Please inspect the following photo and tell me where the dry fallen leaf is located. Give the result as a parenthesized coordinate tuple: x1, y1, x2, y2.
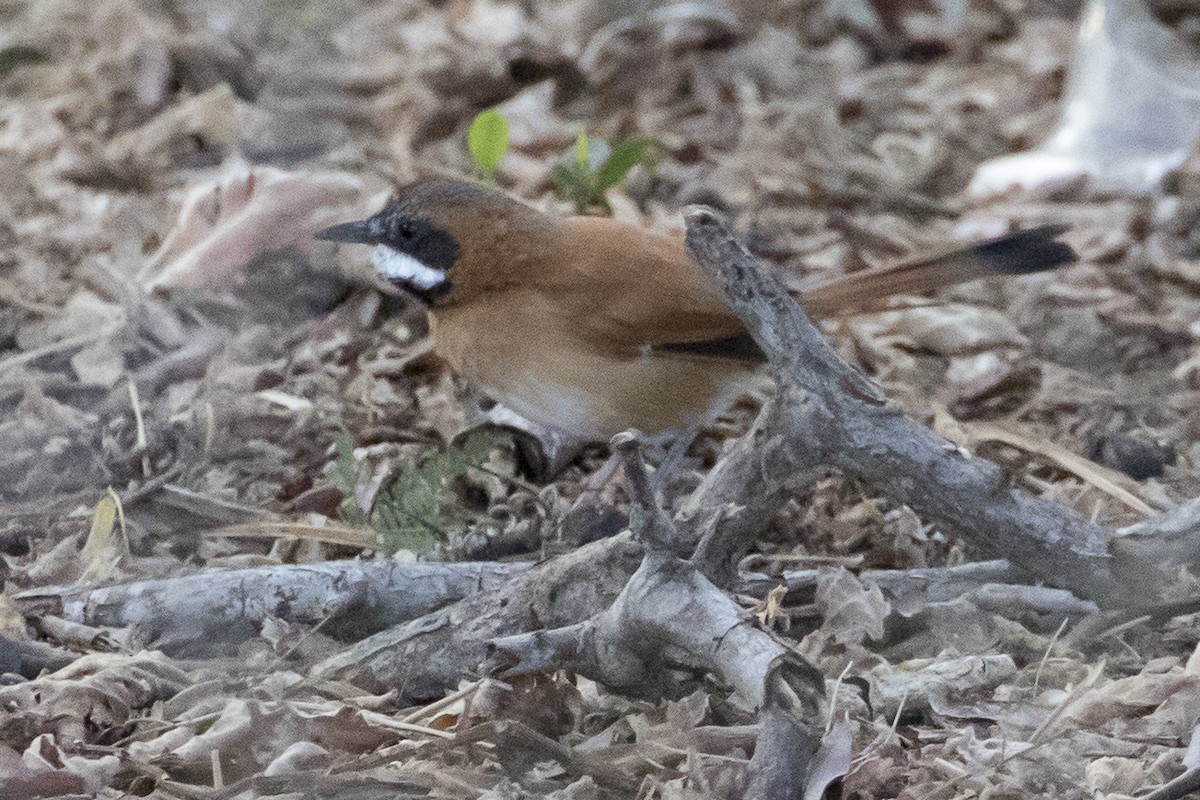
(104, 83, 261, 175)
(140, 161, 368, 293)
(754, 583, 789, 630)
(78, 493, 129, 584)
(813, 568, 890, 646)
(849, 303, 1029, 358)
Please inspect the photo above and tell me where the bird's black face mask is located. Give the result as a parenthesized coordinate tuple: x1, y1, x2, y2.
(316, 202, 460, 303)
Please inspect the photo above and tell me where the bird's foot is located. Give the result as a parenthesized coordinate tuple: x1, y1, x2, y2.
(479, 405, 588, 481)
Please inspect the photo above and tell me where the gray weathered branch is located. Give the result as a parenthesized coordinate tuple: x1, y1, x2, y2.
(683, 206, 1165, 608)
(17, 560, 526, 656)
(486, 434, 803, 711)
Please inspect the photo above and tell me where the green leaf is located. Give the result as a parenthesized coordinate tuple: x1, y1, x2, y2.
(551, 162, 593, 214)
(468, 109, 509, 180)
(595, 138, 652, 192)
(333, 428, 367, 527)
(575, 128, 589, 171)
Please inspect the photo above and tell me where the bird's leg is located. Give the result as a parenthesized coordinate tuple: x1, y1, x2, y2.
(646, 419, 701, 495)
(479, 404, 588, 480)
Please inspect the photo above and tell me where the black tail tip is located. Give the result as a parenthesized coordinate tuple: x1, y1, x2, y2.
(977, 224, 1076, 276)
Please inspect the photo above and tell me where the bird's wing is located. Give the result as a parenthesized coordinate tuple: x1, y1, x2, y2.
(556, 216, 758, 361)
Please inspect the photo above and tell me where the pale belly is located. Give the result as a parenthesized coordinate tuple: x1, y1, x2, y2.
(430, 307, 758, 441)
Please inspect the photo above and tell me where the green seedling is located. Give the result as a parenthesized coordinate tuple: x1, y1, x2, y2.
(552, 130, 654, 213)
(468, 108, 509, 182)
(333, 428, 492, 554)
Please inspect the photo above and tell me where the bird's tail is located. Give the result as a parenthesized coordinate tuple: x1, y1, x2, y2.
(800, 225, 1075, 318)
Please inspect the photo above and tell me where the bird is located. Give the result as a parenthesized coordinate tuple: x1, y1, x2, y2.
(317, 178, 1073, 444)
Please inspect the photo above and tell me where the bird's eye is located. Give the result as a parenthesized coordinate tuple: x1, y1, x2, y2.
(395, 221, 416, 241)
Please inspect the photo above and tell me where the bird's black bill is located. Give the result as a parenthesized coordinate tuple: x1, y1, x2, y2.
(315, 218, 376, 244)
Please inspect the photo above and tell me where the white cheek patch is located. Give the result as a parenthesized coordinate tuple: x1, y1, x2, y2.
(371, 245, 447, 291)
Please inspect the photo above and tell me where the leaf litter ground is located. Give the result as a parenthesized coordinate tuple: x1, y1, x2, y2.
(2, 0, 1200, 798)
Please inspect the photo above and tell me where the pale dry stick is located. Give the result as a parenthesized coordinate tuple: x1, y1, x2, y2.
(1032, 616, 1070, 696)
(267, 608, 339, 671)
(0, 322, 124, 377)
(399, 679, 482, 726)
(356, 709, 455, 740)
(1096, 614, 1153, 641)
(18, 559, 526, 657)
(210, 749, 223, 790)
(107, 487, 127, 538)
(886, 690, 908, 744)
(211, 522, 375, 548)
(653, 745, 750, 765)
(128, 380, 150, 477)
(824, 661, 853, 737)
(202, 400, 215, 452)
(848, 687, 911, 769)
(1028, 659, 1106, 746)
